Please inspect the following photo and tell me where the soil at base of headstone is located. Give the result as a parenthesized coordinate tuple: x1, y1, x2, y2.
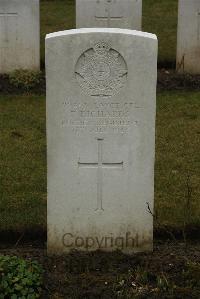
(0, 241, 199, 299)
(157, 69, 200, 91)
(0, 69, 200, 95)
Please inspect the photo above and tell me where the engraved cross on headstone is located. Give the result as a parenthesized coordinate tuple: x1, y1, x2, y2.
(197, 11, 200, 41)
(0, 12, 18, 44)
(78, 138, 123, 211)
(0, 12, 18, 17)
(95, 0, 123, 27)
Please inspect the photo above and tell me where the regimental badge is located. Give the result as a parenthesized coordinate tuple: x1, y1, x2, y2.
(75, 42, 128, 97)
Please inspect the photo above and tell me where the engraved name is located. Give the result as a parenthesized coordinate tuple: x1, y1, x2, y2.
(61, 99, 139, 134)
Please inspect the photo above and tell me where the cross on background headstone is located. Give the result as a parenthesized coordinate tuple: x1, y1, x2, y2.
(0, 12, 18, 17)
(197, 11, 200, 41)
(0, 0, 40, 73)
(76, 0, 142, 30)
(0, 12, 18, 44)
(95, 0, 123, 27)
(78, 138, 123, 211)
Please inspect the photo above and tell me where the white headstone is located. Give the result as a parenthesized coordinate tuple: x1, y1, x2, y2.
(177, 0, 200, 74)
(46, 28, 157, 254)
(0, 0, 40, 73)
(76, 0, 142, 30)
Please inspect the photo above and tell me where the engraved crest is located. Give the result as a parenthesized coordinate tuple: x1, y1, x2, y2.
(75, 42, 128, 97)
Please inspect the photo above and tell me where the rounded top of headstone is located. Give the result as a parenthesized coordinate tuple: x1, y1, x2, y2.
(46, 28, 157, 41)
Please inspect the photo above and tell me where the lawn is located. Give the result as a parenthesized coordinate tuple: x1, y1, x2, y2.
(0, 96, 46, 231)
(40, 0, 178, 66)
(0, 91, 199, 232)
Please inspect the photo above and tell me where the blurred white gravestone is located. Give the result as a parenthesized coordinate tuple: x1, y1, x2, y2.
(177, 0, 200, 74)
(76, 0, 142, 30)
(0, 0, 40, 73)
(46, 28, 157, 254)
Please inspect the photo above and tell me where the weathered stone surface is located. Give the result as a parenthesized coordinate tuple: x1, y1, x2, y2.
(177, 0, 200, 74)
(46, 28, 157, 254)
(76, 0, 142, 30)
(0, 0, 40, 73)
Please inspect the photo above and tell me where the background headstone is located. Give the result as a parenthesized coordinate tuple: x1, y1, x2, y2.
(0, 0, 40, 73)
(46, 28, 157, 254)
(177, 0, 200, 74)
(76, 0, 142, 30)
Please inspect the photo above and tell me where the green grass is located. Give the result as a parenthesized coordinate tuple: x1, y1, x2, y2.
(40, 0, 75, 67)
(155, 91, 200, 228)
(143, 0, 178, 66)
(40, 0, 178, 66)
(0, 96, 46, 231)
(0, 91, 199, 231)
